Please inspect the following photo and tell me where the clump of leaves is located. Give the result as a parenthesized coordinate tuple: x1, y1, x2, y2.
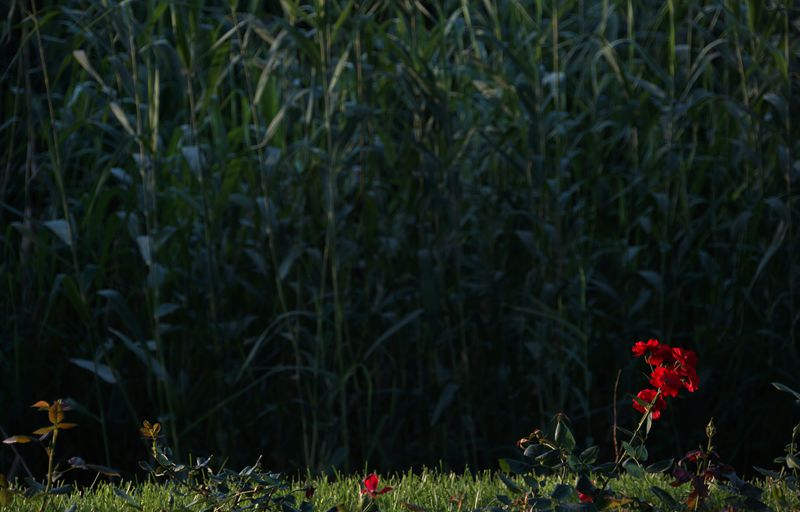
(136, 419, 310, 511)
(498, 414, 640, 511)
(668, 418, 768, 511)
(2, 399, 118, 510)
(752, 383, 800, 509)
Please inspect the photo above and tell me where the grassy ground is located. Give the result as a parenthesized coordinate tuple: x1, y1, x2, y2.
(1, 470, 799, 511)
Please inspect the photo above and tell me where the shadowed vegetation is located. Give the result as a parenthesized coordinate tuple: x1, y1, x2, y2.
(1, 0, 798, 475)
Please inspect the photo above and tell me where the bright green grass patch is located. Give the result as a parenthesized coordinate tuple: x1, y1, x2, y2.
(2, 470, 798, 511)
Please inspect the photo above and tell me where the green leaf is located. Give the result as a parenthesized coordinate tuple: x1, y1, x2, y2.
(44, 219, 72, 247)
(550, 483, 574, 501)
(110, 102, 135, 136)
(114, 488, 142, 510)
(73, 50, 106, 87)
(364, 309, 424, 358)
(786, 454, 800, 469)
(575, 474, 594, 496)
(69, 358, 117, 384)
(498, 458, 532, 475)
(431, 383, 459, 426)
(555, 420, 576, 452)
(650, 486, 678, 509)
(498, 473, 522, 494)
(622, 441, 647, 462)
(753, 466, 781, 478)
(49, 485, 73, 495)
(623, 459, 645, 478)
(86, 464, 121, 477)
(645, 458, 673, 473)
(772, 382, 800, 403)
(579, 446, 599, 464)
(556, 504, 594, 512)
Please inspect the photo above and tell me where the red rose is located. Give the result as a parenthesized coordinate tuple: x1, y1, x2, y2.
(679, 366, 700, 392)
(671, 347, 697, 371)
(632, 339, 660, 357)
(632, 339, 674, 365)
(633, 388, 666, 420)
(649, 366, 684, 397)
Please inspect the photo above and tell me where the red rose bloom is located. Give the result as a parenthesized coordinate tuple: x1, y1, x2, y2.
(671, 347, 697, 370)
(649, 366, 684, 397)
(679, 366, 700, 392)
(633, 388, 666, 420)
(632, 339, 674, 365)
(632, 339, 660, 357)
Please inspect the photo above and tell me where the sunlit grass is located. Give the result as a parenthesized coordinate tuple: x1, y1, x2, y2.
(2, 470, 799, 511)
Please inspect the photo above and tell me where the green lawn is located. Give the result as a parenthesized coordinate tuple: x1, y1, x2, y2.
(2, 469, 798, 511)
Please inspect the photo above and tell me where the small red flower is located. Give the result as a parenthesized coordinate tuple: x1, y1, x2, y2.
(631, 339, 660, 357)
(632, 339, 674, 365)
(649, 366, 684, 397)
(633, 388, 666, 420)
(671, 347, 697, 370)
(361, 473, 393, 498)
(679, 365, 699, 392)
(578, 491, 594, 503)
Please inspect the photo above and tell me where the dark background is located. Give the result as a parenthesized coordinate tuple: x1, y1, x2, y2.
(1, 0, 798, 480)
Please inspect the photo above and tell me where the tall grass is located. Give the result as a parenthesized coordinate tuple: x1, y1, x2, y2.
(1, 0, 798, 475)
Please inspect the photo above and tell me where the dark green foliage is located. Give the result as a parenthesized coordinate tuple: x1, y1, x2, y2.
(0, 0, 798, 474)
